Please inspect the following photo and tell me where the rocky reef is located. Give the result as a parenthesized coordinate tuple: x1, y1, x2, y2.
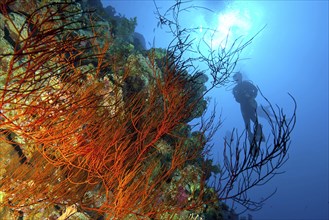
(0, 0, 227, 219)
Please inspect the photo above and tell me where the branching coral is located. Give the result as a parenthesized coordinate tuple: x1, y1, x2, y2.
(0, 0, 214, 219)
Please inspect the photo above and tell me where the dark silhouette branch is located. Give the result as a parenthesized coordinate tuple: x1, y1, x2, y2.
(211, 93, 296, 212)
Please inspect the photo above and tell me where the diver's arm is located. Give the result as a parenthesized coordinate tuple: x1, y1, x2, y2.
(249, 82, 258, 98)
(233, 87, 242, 103)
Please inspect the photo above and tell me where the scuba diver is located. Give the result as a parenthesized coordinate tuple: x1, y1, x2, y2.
(232, 72, 265, 151)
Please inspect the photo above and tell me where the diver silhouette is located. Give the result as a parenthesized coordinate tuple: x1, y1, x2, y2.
(232, 72, 265, 147)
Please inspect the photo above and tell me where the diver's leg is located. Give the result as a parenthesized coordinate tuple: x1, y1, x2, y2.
(241, 105, 252, 138)
(248, 100, 265, 141)
(250, 100, 258, 125)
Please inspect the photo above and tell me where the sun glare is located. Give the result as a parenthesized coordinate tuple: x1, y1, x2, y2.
(208, 1, 263, 49)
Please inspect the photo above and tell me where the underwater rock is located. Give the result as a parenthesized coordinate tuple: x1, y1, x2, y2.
(0, 0, 221, 219)
(123, 75, 145, 101)
(133, 32, 146, 50)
